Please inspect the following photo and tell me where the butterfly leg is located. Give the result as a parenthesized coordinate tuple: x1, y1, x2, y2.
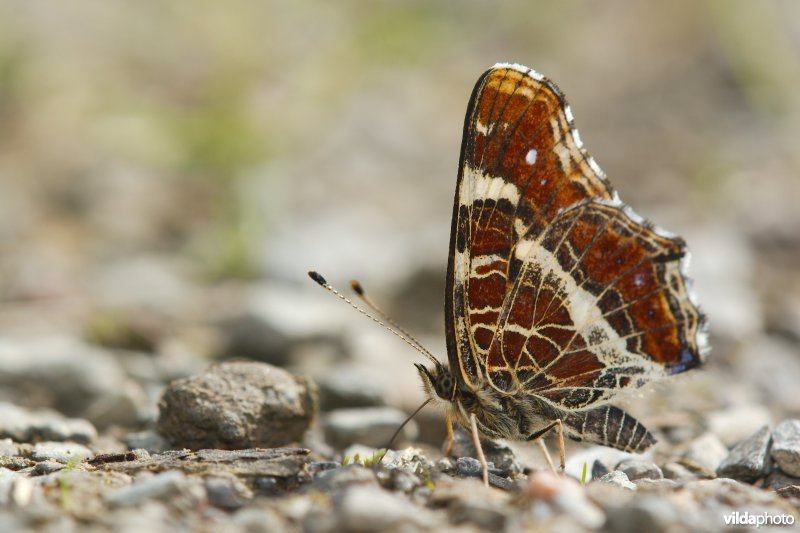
(444, 412, 454, 457)
(535, 439, 558, 475)
(527, 419, 566, 473)
(469, 412, 489, 487)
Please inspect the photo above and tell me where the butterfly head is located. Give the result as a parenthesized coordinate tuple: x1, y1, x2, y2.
(415, 362, 456, 402)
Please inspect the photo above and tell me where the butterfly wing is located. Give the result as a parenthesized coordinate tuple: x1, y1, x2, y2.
(445, 64, 708, 410)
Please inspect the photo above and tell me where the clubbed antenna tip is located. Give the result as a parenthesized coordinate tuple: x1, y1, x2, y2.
(350, 280, 364, 295)
(308, 271, 327, 286)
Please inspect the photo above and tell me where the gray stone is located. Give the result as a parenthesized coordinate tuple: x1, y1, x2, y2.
(381, 447, 436, 475)
(770, 419, 800, 477)
(157, 361, 317, 449)
(232, 506, 289, 532)
(765, 469, 800, 491)
(616, 459, 663, 480)
(591, 459, 610, 479)
(107, 471, 188, 507)
(335, 484, 436, 531)
(0, 468, 21, 505)
(317, 364, 386, 411)
(323, 407, 415, 449)
(386, 469, 421, 493)
(309, 464, 378, 492)
(633, 478, 679, 490)
(597, 470, 637, 490)
(0, 402, 97, 444)
(0, 337, 146, 429)
(604, 494, 676, 533)
(123, 430, 170, 453)
(0, 439, 17, 458)
(217, 313, 292, 366)
(776, 484, 800, 500)
(31, 442, 93, 463)
(662, 462, 697, 482)
(524, 472, 605, 529)
(205, 476, 252, 510)
(456, 456, 483, 478)
(707, 405, 773, 447)
(681, 432, 729, 473)
(33, 461, 65, 475)
(448, 427, 522, 475)
(717, 425, 771, 482)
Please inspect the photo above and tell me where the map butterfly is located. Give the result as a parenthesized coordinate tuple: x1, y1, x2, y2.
(313, 63, 709, 486)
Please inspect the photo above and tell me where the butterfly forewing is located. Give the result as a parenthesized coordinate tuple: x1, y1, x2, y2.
(445, 64, 707, 411)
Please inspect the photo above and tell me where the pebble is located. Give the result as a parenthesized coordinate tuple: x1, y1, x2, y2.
(662, 462, 697, 482)
(448, 428, 522, 475)
(525, 472, 605, 529)
(616, 459, 663, 480)
(681, 432, 729, 474)
(633, 478, 679, 491)
(717, 425, 772, 482)
(386, 469, 421, 493)
(308, 465, 379, 492)
(0, 337, 145, 429)
(31, 442, 93, 463)
(335, 484, 436, 531)
(591, 459, 610, 479)
(764, 469, 800, 491)
(107, 471, 188, 507)
(456, 456, 484, 478)
(770, 419, 800, 477)
(0, 439, 17, 457)
(316, 364, 386, 410)
(707, 405, 772, 447)
(0, 469, 19, 505)
(232, 506, 289, 532)
(0, 402, 97, 444)
(33, 461, 65, 475)
(323, 407, 415, 449)
(604, 494, 677, 533)
(124, 430, 171, 453)
(205, 476, 252, 509)
(217, 313, 292, 366)
(776, 485, 800, 500)
(432, 477, 512, 530)
(597, 470, 637, 491)
(157, 361, 318, 449)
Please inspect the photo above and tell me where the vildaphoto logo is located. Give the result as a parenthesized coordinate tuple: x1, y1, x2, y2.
(723, 511, 795, 528)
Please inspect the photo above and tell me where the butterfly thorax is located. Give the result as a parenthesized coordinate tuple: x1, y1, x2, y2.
(416, 362, 556, 441)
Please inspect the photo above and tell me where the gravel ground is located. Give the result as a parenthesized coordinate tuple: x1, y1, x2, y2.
(1, 3, 800, 531)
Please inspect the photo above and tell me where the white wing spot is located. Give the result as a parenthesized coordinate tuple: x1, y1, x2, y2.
(572, 129, 583, 148)
(525, 148, 538, 165)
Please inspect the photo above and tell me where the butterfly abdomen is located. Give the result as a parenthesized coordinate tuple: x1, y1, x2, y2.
(563, 405, 656, 453)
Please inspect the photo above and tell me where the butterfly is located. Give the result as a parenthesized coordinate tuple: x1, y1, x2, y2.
(311, 63, 708, 487)
(413, 63, 708, 484)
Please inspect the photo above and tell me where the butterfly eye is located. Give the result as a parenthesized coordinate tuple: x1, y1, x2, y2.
(434, 371, 454, 400)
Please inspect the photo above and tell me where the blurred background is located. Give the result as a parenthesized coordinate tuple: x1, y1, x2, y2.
(0, 1, 798, 458)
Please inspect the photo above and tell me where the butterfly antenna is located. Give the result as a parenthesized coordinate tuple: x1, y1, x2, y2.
(349, 279, 439, 365)
(308, 271, 439, 366)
